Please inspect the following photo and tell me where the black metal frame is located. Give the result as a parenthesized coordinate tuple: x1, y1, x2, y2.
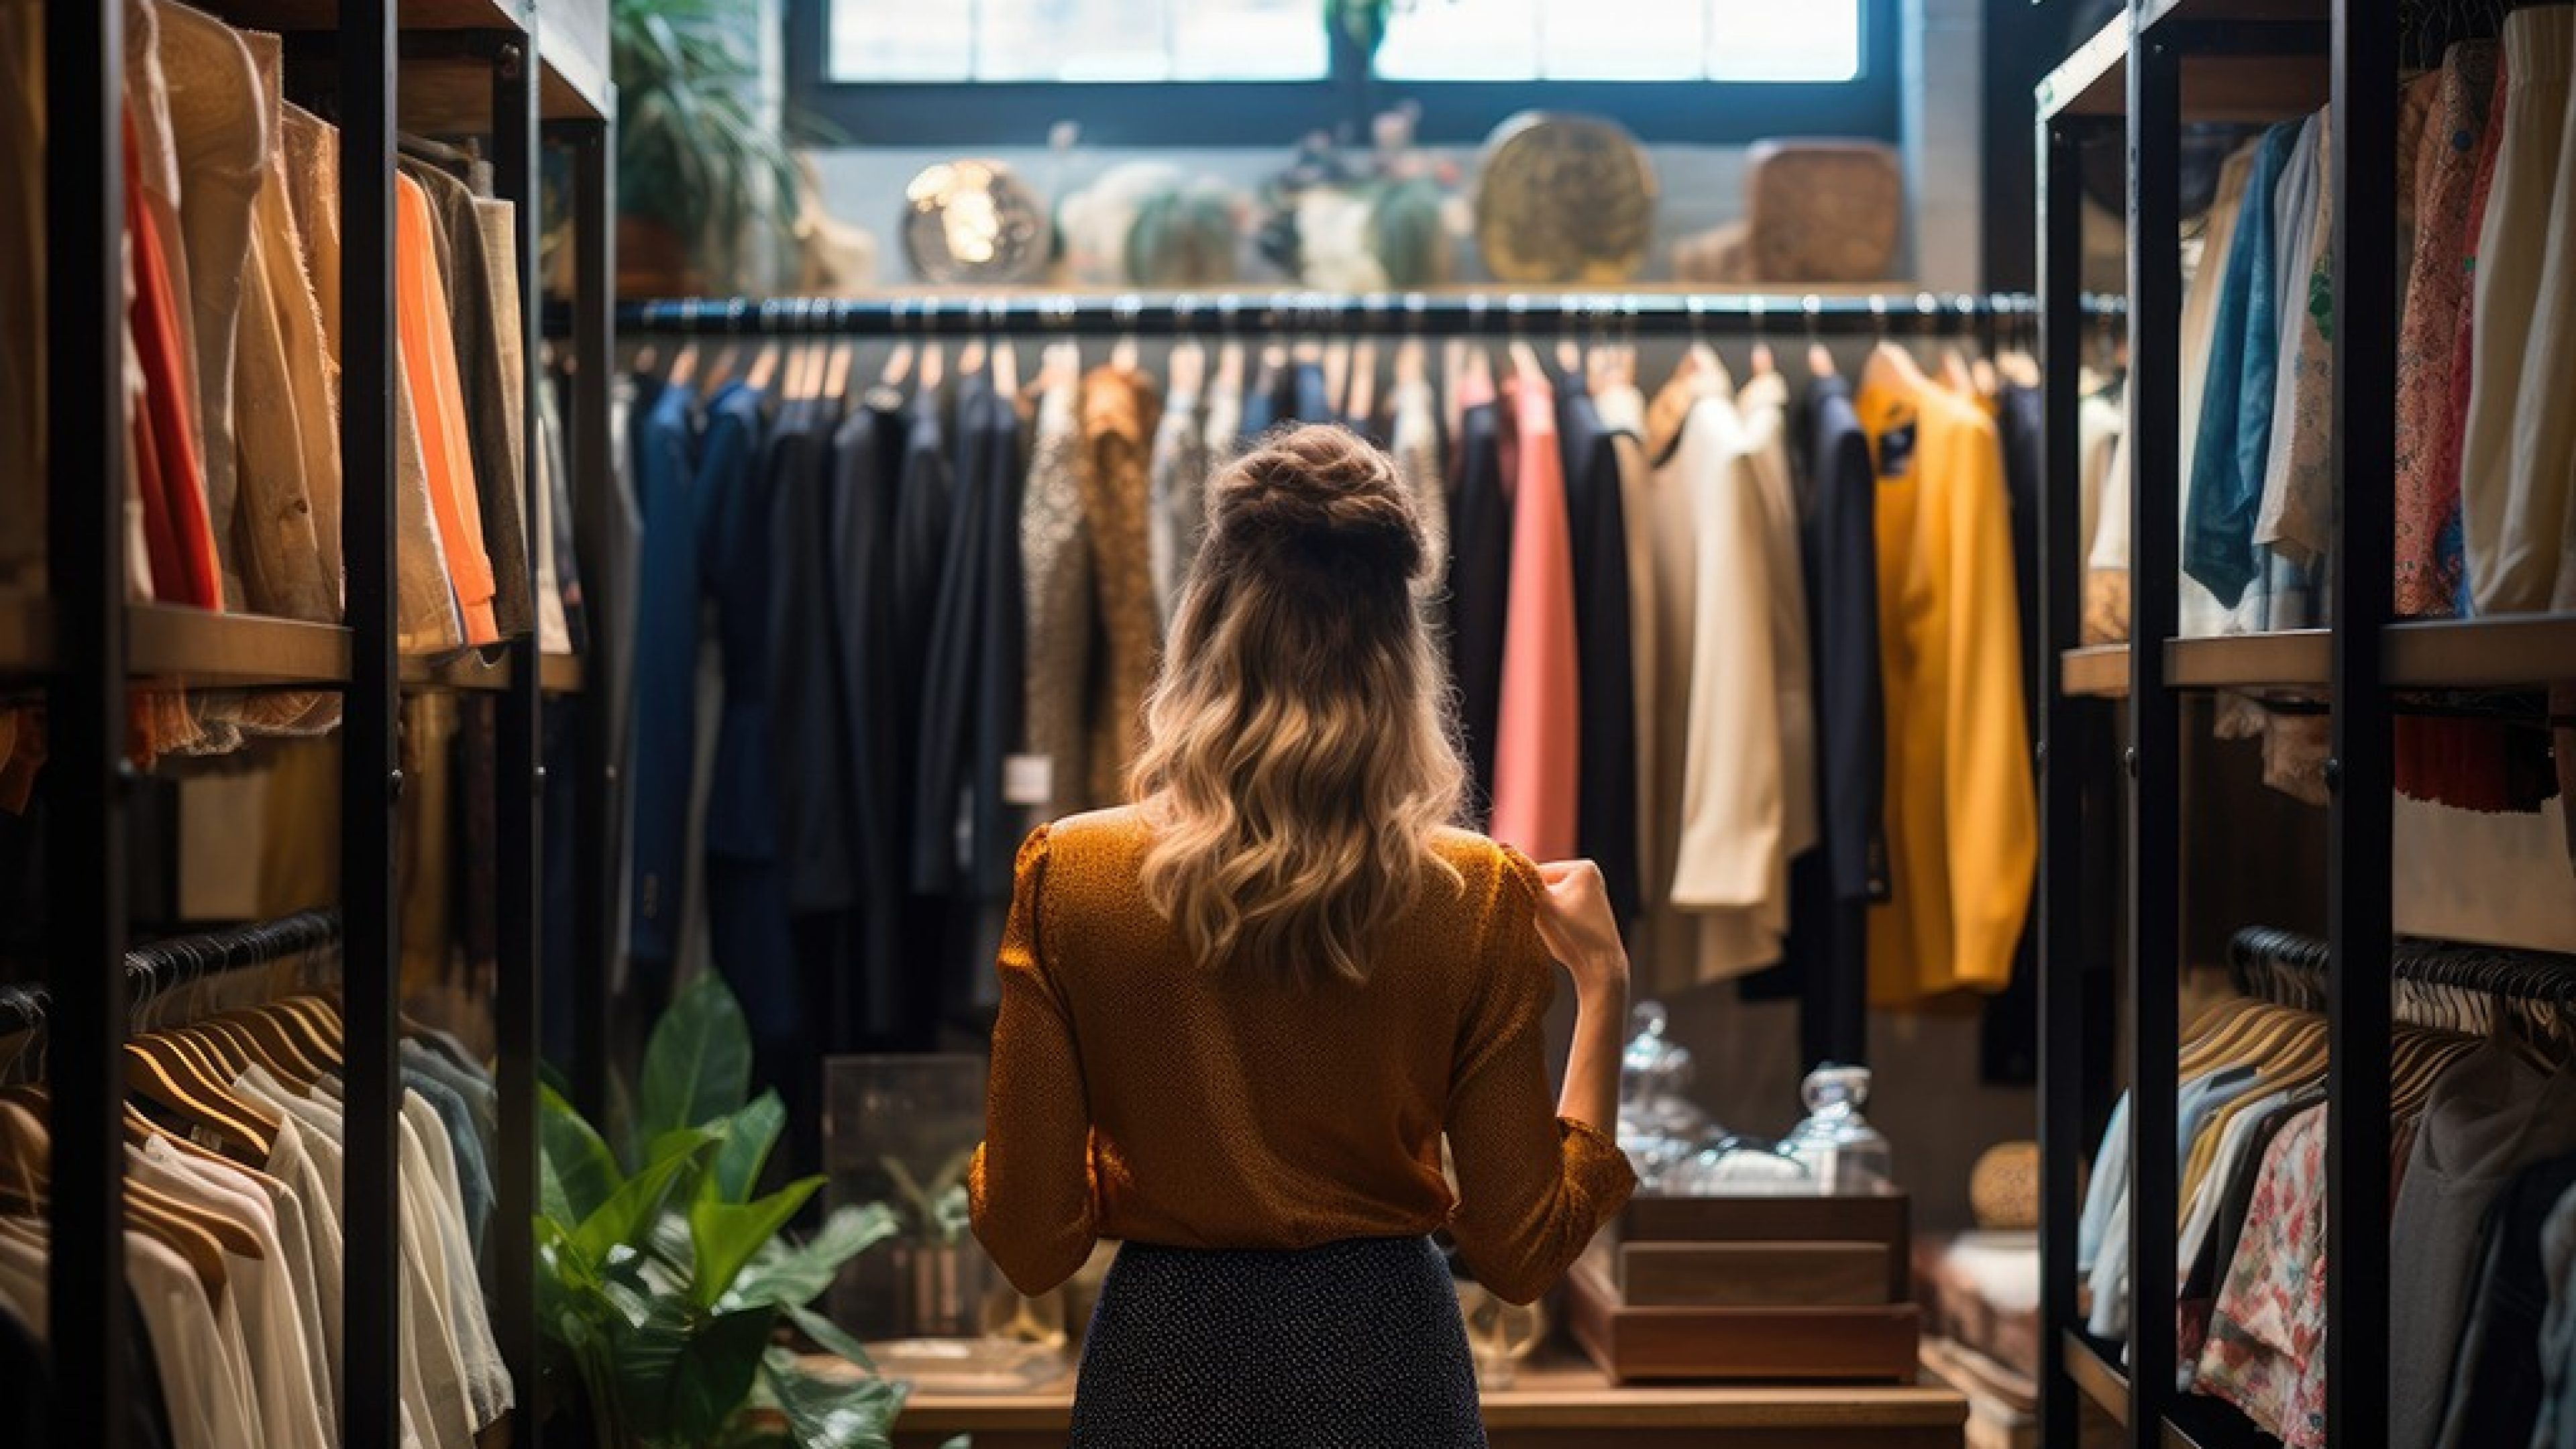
(2031, 4, 2522, 1448)
(32, 5, 619, 1448)
(782, 0, 1903, 147)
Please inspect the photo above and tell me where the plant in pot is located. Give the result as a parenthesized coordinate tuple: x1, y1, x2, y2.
(611, 0, 804, 294)
(535, 972, 907, 1449)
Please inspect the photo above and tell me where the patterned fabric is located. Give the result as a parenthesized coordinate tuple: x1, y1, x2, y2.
(2257, 109, 2337, 572)
(1018, 378, 1091, 822)
(1146, 384, 1210, 629)
(2396, 43, 2501, 617)
(2436, 42, 2516, 616)
(1070, 1236, 1487, 1449)
(1075, 366, 1163, 810)
(2196, 1104, 2329, 1447)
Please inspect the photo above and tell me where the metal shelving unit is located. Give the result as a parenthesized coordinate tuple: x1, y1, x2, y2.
(2035, 5, 2576, 1449)
(30, 4, 617, 1448)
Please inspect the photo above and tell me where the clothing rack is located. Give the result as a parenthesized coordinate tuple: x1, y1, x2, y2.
(616, 289, 2125, 337)
(27, 3, 619, 1448)
(2229, 925, 2576, 1012)
(0, 913, 341, 1044)
(2032, 5, 2576, 1449)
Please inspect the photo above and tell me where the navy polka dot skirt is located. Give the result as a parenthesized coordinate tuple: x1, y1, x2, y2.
(1068, 1236, 1489, 1448)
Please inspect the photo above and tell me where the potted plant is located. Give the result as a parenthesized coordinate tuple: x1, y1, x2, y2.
(610, 0, 804, 294)
(535, 972, 907, 1449)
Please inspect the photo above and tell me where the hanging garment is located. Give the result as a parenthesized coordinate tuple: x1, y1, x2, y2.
(125, 111, 224, 610)
(1489, 371, 1579, 863)
(2433, 42, 2520, 617)
(2231, 111, 2326, 639)
(706, 388, 802, 1076)
(155, 0, 266, 609)
(402, 158, 532, 639)
(2078, 384, 2128, 644)
(1594, 378, 1659, 904)
(770, 388, 858, 919)
(1076, 364, 1163, 811)
(2182, 121, 2302, 611)
(2463, 7, 2576, 614)
(2431, 1152, 2576, 1448)
(967, 386, 1028, 903)
(626, 379, 706, 966)
(1665, 388, 1790, 979)
(2396, 42, 2502, 616)
(1855, 368, 2033, 1004)
(2390, 1046, 2576, 1446)
(278, 105, 337, 364)
(1147, 377, 1210, 626)
(1748, 372, 1885, 1055)
(1391, 374, 1449, 612)
(1020, 373, 1093, 827)
(392, 301, 466, 654)
(394, 173, 498, 644)
(1446, 373, 1510, 820)
(892, 384, 954, 819)
(914, 376, 1026, 899)
(1556, 381, 1642, 921)
(2255, 107, 2337, 578)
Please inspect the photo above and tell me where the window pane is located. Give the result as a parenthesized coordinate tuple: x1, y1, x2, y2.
(1374, 0, 1541, 80)
(1538, 0, 1704, 78)
(1172, 0, 1330, 80)
(1706, 0, 1859, 80)
(828, 0, 971, 81)
(976, 0, 1173, 82)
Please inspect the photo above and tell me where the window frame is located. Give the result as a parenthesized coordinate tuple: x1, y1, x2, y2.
(784, 0, 1902, 148)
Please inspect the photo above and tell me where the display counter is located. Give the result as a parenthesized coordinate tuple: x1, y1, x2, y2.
(880, 1351, 1970, 1448)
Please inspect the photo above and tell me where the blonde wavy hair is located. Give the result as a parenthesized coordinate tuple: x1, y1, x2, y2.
(1131, 425, 1466, 987)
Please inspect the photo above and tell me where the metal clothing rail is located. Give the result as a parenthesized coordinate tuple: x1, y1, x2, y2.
(617, 289, 2127, 337)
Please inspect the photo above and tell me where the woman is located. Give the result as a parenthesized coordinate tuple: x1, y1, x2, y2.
(969, 425, 1636, 1448)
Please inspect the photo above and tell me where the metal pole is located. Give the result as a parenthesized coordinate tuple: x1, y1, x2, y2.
(2036, 111, 2095, 1449)
(2324, 0, 2396, 1440)
(2123, 17, 2184, 1446)
(44, 0, 131, 1440)
(492, 30, 547, 1449)
(338, 0, 402, 1440)
(566, 118, 618, 1120)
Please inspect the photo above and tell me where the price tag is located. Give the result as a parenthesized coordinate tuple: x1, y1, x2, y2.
(1003, 754, 1053, 806)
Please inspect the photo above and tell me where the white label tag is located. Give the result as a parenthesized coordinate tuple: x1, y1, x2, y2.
(1003, 754, 1053, 807)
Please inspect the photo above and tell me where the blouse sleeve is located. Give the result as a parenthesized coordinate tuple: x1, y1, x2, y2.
(1442, 848, 1638, 1305)
(967, 824, 1100, 1295)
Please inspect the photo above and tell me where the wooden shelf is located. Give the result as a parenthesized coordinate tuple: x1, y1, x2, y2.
(2063, 1330, 2130, 1430)
(2165, 629, 2330, 692)
(2139, 0, 2326, 32)
(203, 0, 606, 128)
(0, 600, 354, 688)
(539, 0, 612, 121)
(2035, 9, 2332, 123)
(2061, 644, 2132, 699)
(206, 0, 532, 33)
(398, 647, 586, 694)
(2161, 1395, 2277, 1449)
(2385, 612, 2576, 689)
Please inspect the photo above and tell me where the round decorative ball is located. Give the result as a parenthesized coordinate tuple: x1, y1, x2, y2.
(1970, 1141, 2041, 1232)
(1473, 113, 1656, 285)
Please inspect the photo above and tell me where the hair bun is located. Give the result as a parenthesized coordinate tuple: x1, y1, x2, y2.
(1208, 425, 1426, 587)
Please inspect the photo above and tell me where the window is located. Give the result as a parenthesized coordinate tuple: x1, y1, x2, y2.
(790, 0, 1896, 146)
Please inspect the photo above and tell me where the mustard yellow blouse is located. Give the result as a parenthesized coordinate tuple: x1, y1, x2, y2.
(967, 810, 1637, 1305)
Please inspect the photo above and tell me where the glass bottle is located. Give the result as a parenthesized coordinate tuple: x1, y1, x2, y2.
(1784, 1063, 1894, 1193)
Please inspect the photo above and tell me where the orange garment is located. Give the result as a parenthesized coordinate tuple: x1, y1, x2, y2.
(1856, 368, 2035, 1005)
(125, 111, 221, 610)
(396, 173, 496, 643)
(1489, 373, 1580, 861)
(969, 812, 1635, 1303)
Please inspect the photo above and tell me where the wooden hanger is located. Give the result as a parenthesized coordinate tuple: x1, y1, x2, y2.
(666, 341, 699, 390)
(1323, 338, 1351, 417)
(1346, 338, 1377, 425)
(1215, 339, 1244, 400)
(880, 337, 915, 390)
(1507, 337, 1544, 388)
(745, 340, 782, 394)
(824, 340, 857, 405)
(1808, 341, 1839, 380)
(1112, 331, 1140, 373)
(1442, 337, 1468, 435)
(994, 336, 1020, 400)
(920, 338, 945, 394)
(1395, 337, 1426, 391)
(1169, 339, 1206, 401)
(1939, 345, 1976, 396)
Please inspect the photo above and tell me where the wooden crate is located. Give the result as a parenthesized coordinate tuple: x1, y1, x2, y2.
(1613, 1191, 1912, 1302)
(1566, 1259, 1924, 1385)
(1613, 1240, 1895, 1307)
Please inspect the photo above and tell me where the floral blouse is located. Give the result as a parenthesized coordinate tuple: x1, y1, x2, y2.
(2194, 1104, 2330, 1446)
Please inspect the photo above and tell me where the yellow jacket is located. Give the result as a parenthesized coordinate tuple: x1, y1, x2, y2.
(1856, 367, 2035, 1004)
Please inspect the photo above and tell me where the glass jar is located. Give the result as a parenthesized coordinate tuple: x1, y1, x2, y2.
(1783, 1063, 1894, 1193)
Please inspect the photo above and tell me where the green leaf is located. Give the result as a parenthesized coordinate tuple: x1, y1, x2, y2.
(540, 1084, 623, 1225)
(728, 1203, 902, 1313)
(636, 972, 754, 1148)
(576, 1130, 716, 1265)
(760, 1348, 907, 1449)
(610, 1299, 777, 1446)
(690, 1177, 822, 1308)
(534, 1216, 614, 1352)
(711, 1091, 786, 1204)
(782, 1301, 877, 1374)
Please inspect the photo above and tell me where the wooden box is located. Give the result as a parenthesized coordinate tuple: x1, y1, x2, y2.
(1610, 1240, 1896, 1307)
(1566, 1258, 1924, 1384)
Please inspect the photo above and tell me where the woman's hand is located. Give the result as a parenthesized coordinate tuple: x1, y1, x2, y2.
(1534, 859, 1631, 1003)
